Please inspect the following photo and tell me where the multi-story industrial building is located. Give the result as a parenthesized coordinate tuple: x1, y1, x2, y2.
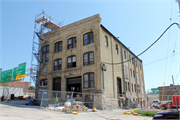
(37, 14, 145, 105)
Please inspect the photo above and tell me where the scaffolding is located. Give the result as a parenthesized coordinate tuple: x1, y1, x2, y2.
(30, 10, 61, 92)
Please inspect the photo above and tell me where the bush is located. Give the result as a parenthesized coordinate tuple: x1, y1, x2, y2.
(135, 110, 158, 117)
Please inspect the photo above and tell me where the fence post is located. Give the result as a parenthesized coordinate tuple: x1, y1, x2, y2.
(70, 92, 73, 112)
(40, 89, 44, 109)
(128, 94, 130, 110)
(54, 91, 58, 111)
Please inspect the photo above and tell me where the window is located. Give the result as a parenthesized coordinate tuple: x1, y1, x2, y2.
(125, 81, 127, 91)
(105, 36, 108, 47)
(83, 32, 93, 45)
(129, 55, 131, 63)
(135, 60, 137, 67)
(40, 79, 48, 86)
(134, 84, 136, 92)
(137, 85, 140, 93)
(12, 85, 14, 87)
(130, 68, 132, 77)
(21, 86, 23, 88)
(42, 45, 49, 62)
(54, 59, 62, 70)
(124, 50, 126, 59)
(55, 41, 62, 53)
(83, 73, 95, 88)
(132, 57, 134, 64)
(128, 82, 130, 91)
(67, 56, 76, 68)
(116, 44, 118, 54)
(136, 72, 139, 80)
(83, 52, 94, 65)
(68, 37, 76, 49)
(140, 64, 141, 70)
(132, 83, 133, 92)
(133, 70, 135, 78)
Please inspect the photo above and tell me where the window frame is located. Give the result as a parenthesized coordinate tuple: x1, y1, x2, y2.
(125, 81, 127, 91)
(83, 72, 95, 88)
(67, 55, 76, 68)
(124, 50, 126, 59)
(83, 32, 94, 45)
(83, 52, 94, 66)
(105, 36, 108, 47)
(42, 45, 49, 62)
(67, 37, 76, 49)
(40, 79, 48, 86)
(132, 83, 133, 92)
(116, 44, 118, 54)
(54, 59, 62, 71)
(54, 41, 62, 53)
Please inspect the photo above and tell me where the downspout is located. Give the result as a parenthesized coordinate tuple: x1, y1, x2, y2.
(134, 58, 139, 102)
(121, 44, 126, 97)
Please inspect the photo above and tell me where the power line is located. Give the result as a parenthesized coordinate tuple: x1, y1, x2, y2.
(101, 23, 180, 66)
(143, 52, 180, 66)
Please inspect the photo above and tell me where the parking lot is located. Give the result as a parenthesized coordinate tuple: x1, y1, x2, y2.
(0, 101, 153, 120)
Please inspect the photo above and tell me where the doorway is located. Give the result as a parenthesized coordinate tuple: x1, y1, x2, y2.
(67, 77, 81, 97)
(117, 77, 122, 96)
(53, 77, 61, 91)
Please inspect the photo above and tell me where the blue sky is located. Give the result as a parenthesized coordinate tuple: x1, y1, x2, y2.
(0, 0, 180, 91)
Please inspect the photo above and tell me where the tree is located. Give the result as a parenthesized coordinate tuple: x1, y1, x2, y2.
(0, 82, 10, 86)
(29, 86, 35, 90)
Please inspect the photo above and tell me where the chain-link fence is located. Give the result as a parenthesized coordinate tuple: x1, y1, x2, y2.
(39, 90, 150, 112)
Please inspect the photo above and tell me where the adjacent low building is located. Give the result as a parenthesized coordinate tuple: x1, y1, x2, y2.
(37, 14, 145, 108)
(158, 85, 180, 101)
(9, 81, 29, 92)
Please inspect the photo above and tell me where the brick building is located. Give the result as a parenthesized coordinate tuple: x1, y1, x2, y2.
(37, 14, 145, 106)
(9, 81, 29, 92)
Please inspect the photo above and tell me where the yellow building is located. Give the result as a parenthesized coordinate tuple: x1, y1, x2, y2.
(37, 14, 145, 107)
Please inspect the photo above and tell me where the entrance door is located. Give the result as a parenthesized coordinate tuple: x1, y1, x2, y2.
(117, 77, 122, 96)
(67, 77, 81, 92)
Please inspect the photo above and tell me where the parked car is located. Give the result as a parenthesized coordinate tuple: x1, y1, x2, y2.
(152, 99, 160, 108)
(153, 110, 179, 119)
(160, 101, 173, 110)
(154, 101, 161, 109)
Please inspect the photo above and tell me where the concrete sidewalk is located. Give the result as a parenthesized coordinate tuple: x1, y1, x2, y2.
(0, 103, 152, 120)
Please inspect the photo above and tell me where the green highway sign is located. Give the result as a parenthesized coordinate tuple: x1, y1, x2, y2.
(0, 62, 26, 83)
(1, 69, 13, 81)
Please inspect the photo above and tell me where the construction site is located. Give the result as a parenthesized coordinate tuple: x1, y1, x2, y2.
(26, 10, 147, 112)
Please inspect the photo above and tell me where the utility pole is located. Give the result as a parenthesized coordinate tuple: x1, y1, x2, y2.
(172, 75, 174, 85)
(177, 0, 180, 13)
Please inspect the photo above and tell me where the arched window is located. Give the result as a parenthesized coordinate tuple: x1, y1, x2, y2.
(67, 56, 76, 68)
(54, 41, 62, 53)
(83, 72, 94, 88)
(54, 59, 62, 71)
(68, 37, 76, 49)
(105, 36, 108, 47)
(83, 32, 93, 45)
(83, 52, 94, 65)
